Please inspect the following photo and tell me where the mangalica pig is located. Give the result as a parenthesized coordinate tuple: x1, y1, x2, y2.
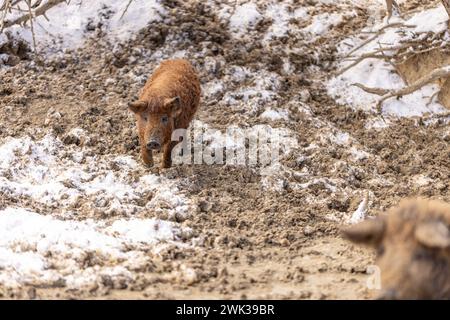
(129, 59, 201, 168)
(342, 198, 450, 299)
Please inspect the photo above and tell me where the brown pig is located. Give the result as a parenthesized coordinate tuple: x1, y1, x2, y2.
(128, 59, 201, 168)
(342, 198, 450, 299)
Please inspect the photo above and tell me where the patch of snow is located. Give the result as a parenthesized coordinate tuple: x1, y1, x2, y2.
(0, 33, 7, 46)
(303, 13, 344, 36)
(107, 219, 179, 244)
(203, 80, 225, 99)
(263, 3, 308, 41)
(229, 2, 262, 35)
(412, 174, 433, 187)
(294, 178, 339, 193)
(222, 68, 282, 111)
(408, 6, 449, 34)
(0, 129, 194, 289)
(349, 147, 370, 161)
(191, 121, 297, 159)
(0, 207, 184, 288)
(260, 108, 289, 121)
(0, 132, 192, 219)
(328, 131, 351, 146)
(365, 117, 390, 129)
(260, 162, 289, 192)
(347, 194, 369, 224)
(381, 85, 446, 117)
(0, 53, 9, 65)
(328, 6, 450, 118)
(5, 0, 166, 55)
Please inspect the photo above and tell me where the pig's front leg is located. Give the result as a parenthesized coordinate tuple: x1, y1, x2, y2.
(141, 147, 154, 167)
(162, 141, 177, 168)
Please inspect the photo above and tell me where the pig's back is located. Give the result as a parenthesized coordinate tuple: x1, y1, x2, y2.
(142, 59, 200, 128)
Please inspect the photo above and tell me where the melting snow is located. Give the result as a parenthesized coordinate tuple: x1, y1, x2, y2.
(0, 132, 191, 219)
(5, 0, 166, 54)
(347, 194, 369, 224)
(263, 3, 308, 41)
(260, 108, 289, 121)
(0, 131, 193, 289)
(327, 6, 450, 118)
(229, 2, 262, 35)
(0, 207, 183, 288)
(303, 13, 344, 36)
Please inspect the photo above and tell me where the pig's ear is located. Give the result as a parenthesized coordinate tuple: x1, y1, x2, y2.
(165, 96, 182, 117)
(128, 101, 148, 113)
(341, 217, 385, 246)
(415, 221, 450, 249)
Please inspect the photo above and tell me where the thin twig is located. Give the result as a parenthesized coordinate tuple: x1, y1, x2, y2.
(0, 0, 12, 32)
(26, 0, 37, 54)
(119, 0, 133, 20)
(344, 23, 415, 58)
(426, 91, 440, 106)
(336, 54, 388, 76)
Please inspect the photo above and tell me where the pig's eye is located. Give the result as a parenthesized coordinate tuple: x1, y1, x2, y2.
(142, 115, 148, 121)
(161, 115, 169, 124)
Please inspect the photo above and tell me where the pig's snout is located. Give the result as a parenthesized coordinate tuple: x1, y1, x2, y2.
(146, 139, 161, 151)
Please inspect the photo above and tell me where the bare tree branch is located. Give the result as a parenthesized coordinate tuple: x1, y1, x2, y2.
(1, 0, 23, 11)
(352, 66, 450, 113)
(351, 83, 389, 95)
(1, 0, 65, 29)
(386, 0, 393, 19)
(344, 22, 416, 58)
(25, 0, 37, 53)
(0, 0, 12, 32)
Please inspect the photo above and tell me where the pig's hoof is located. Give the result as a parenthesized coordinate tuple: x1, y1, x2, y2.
(162, 159, 172, 169)
(143, 161, 154, 168)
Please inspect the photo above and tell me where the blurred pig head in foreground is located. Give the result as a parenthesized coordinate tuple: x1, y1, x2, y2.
(342, 199, 450, 299)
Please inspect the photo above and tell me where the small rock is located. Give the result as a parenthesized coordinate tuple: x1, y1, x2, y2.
(299, 89, 311, 102)
(198, 200, 212, 213)
(27, 287, 37, 299)
(303, 226, 315, 236)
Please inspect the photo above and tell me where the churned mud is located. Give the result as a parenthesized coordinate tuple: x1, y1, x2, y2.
(0, 0, 448, 299)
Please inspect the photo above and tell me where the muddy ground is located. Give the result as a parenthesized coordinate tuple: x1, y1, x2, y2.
(0, 0, 449, 299)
